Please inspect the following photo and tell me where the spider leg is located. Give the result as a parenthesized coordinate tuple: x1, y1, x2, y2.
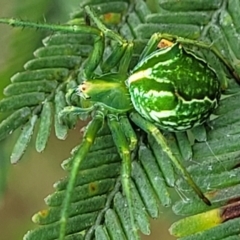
(59, 110, 105, 239)
(85, 6, 134, 74)
(85, 6, 126, 45)
(119, 115, 137, 151)
(65, 88, 76, 106)
(0, 17, 105, 80)
(172, 34, 239, 82)
(139, 32, 240, 86)
(130, 112, 211, 206)
(107, 114, 139, 239)
(139, 32, 165, 60)
(83, 34, 104, 79)
(59, 106, 94, 123)
(118, 42, 134, 74)
(101, 42, 128, 73)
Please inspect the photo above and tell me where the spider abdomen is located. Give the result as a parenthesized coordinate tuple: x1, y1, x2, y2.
(127, 43, 221, 131)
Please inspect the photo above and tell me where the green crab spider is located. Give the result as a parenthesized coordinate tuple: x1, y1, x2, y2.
(58, 5, 234, 240)
(1, 5, 237, 240)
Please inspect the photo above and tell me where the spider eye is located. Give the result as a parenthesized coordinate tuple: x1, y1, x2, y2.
(80, 83, 87, 92)
(77, 83, 90, 99)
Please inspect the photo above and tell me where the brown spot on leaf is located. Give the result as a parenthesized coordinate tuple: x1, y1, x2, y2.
(89, 182, 98, 194)
(38, 209, 49, 218)
(103, 13, 121, 24)
(221, 200, 240, 222)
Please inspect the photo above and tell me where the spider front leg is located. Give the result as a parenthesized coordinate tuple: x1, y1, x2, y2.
(119, 115, 138, 151)
(84, 6, 131, 75)
(107, 114, 139, 239)
(59, 105, 94, 126)
(130, 112, 211, 206)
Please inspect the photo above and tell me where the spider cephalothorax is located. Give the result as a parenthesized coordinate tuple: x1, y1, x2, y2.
(78, 73, 132, 113)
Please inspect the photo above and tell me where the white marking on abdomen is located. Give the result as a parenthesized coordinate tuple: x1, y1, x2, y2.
(149, 109, 177, 121)
(127, 69, 152, 84)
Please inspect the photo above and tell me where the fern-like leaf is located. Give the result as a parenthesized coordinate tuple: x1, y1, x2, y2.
(0, 0, 240, 240)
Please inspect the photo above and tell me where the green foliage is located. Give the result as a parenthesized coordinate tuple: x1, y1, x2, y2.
(0, 0, 61, 202)
(0, 0, 240, 239)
